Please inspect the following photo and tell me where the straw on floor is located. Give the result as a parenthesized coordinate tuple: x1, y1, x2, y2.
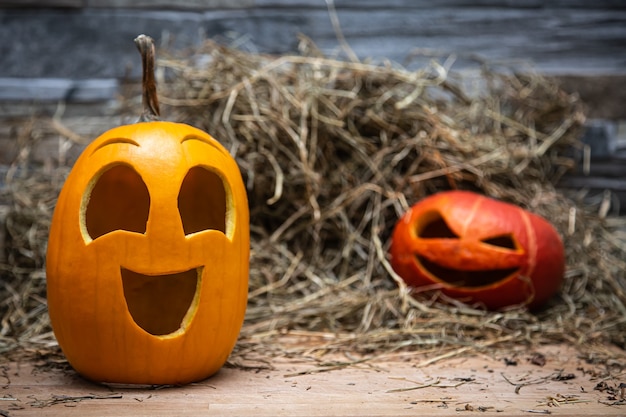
(2, 36, 625, 367)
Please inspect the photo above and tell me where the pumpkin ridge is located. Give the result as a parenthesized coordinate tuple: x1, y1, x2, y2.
(461, 194, 483, 236)
(520, 210, 537, 284)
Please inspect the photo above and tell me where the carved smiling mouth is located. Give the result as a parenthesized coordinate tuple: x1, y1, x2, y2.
(417, 256, 519, 288)
(121, 267, 202, 336)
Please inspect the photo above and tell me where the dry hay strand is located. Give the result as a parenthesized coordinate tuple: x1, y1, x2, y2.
(0, 119, 69, 355)
(1, 36, 625, 366)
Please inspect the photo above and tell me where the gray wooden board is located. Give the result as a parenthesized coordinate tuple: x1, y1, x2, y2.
(1, 1, 625, 81)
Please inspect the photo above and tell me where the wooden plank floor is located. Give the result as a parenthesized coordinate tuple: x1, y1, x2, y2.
(2, 343, 625, 416)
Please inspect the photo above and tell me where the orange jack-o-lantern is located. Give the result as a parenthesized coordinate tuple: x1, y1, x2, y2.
(46, 36, 249, 385)
(390, 190, 564, 310)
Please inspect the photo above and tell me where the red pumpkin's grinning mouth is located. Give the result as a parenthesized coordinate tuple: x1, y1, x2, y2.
(121, 267, 202, 336)
(416, 256, 519, 288)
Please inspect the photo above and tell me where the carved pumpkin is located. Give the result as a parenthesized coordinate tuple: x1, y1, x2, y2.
(46, 35, 249, 385)
(390, 190, 564, 310)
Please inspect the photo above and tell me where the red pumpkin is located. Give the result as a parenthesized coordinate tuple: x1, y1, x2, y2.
(390, 190, 564, 310)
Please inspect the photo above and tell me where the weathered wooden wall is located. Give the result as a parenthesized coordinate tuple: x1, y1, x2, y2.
(1, 0, 626, 102)
(1, 0, 626, 211)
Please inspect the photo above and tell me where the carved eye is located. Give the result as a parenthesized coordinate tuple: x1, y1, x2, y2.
(482, 235, 517, 249)
(417, 213, 458, 238)
(178, 166, 227, 236)
(84, 164, 150, 241)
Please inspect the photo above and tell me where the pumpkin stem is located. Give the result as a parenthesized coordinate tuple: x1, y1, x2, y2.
(134, 34, 161, 122)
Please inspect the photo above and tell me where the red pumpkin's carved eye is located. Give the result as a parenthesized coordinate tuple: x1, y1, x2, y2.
(178, 166, 227, 236)
(482, 235, 516, 249)
(85, 164, 150, 240)
(417, 213, 458, 239)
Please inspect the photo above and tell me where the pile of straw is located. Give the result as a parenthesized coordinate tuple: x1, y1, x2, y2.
(2, 36, 626, 364)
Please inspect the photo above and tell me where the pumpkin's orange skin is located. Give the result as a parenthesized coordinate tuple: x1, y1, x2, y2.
(46, 121, 249, 385)
(390, 191, 564, 310)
